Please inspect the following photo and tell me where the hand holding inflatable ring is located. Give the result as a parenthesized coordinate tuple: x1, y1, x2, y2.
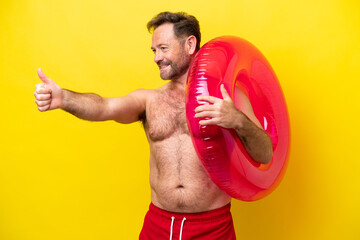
(186, 36, 290, 201)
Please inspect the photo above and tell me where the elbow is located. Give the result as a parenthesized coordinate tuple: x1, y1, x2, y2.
(264, 137, 274, 164)
(256, 139, 273, 164)
(255, 150, 272, 165)
(263, 150, 273, 164)
(263, 140, 274, 164)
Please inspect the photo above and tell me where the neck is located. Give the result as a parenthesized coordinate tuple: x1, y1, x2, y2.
(170, 68, 189, 89)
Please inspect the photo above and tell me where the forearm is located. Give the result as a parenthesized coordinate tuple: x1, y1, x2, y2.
(194, 85, 273, 163)
(235, 114, 273, 164)
(61, 89, 108, 121)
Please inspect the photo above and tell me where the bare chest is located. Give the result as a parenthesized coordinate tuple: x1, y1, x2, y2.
(145, 90, 189, 141)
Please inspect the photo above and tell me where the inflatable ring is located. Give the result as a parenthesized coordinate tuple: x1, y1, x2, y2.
(186, 36, 290, 201)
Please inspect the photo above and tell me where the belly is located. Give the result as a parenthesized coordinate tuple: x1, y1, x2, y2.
(148, 134, 231, 213)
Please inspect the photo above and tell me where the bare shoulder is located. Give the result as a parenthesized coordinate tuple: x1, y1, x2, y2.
(138, 83, 172, 101)
(105, 88, 158, 124)
(135, 82, 183, 108)
(128, 88, 156, 100)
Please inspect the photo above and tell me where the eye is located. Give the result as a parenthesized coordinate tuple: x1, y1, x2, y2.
(151, 49, 156, 54)
(161, 47, 167, 51)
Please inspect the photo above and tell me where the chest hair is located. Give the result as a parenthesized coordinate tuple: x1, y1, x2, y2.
(145, 89, 189, 141)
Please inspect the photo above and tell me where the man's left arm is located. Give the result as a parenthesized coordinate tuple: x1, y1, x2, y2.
(195, 84, 273, 164)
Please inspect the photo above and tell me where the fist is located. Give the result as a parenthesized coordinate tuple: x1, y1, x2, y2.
(34, 68, 62, 111)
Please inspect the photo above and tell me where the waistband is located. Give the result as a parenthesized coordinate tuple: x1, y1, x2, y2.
(148, 203, 232, 223)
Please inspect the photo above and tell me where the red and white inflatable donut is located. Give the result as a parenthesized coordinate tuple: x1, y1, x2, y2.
(186, 36, 290, 201)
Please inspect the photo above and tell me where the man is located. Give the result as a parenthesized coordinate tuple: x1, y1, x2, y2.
(34, 12, 272, 240)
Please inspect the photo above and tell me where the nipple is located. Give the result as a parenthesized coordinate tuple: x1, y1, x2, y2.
(149, 129, 155, 136)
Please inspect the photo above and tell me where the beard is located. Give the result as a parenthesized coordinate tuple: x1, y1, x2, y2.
(158, 52, 191, 80)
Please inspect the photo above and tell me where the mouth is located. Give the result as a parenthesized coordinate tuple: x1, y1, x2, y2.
(159, 64, 170, 71)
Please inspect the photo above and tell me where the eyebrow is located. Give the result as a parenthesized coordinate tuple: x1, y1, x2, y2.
(151, 44, 169, 50)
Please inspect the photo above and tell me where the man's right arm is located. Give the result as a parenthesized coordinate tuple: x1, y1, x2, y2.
(34, 68, 147, 123)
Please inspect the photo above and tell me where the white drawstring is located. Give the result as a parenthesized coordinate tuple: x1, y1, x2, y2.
(169, 216, 175, 240)
(169, 216, 186, 240)
(179, 217, 186, 240)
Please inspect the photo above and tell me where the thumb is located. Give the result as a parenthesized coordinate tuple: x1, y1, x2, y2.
(37, 68, 52, 84)
(220, 84, 231, 100)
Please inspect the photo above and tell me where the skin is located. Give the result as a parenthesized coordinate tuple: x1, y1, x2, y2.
(34, 23, 272, 213)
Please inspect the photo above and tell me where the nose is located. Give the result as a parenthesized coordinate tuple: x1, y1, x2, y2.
(154, 51, 163, 64)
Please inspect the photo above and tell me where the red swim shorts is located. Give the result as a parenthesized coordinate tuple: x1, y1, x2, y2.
(139, 203, 236, 240)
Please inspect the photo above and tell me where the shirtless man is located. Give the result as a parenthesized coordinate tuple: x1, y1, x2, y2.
(34, 12, 272, 240)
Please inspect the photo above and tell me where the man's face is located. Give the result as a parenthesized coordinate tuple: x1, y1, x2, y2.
(151, 23, 191, 80)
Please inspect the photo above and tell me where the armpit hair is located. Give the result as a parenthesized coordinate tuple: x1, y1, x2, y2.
(139, 110, 147, 127)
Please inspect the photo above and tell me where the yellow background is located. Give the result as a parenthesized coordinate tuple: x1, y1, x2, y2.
(1, 0, 359, 239)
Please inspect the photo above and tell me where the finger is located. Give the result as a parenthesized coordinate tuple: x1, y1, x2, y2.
(195, 104, 216, 113)
(195, 111, 218, 118)
(35, 99, 51, 107)
(37, 68, 52, 84)
(35, 83, 45, 90)
(196, 95, 221, 103)
(37, 105, 50, 112)
(34, 93, 51, 101)
(35, 87, 51, 94)
(220, 84, 231, 100)
(199, 118, 218, 126)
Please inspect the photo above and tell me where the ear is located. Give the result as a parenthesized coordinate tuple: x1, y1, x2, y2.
(185, 35, 197, 55)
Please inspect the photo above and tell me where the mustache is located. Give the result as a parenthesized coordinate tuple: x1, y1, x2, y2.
(157, 60, 172, 68)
